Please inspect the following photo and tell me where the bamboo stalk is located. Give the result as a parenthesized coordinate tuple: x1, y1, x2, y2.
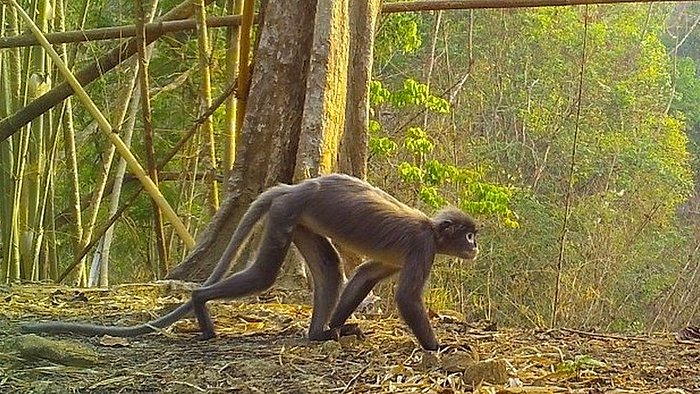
(195, 0, 220, 213)
(30, 109, 60, 281)
(79, 74, 140, 284)
(222, 0, 243, 192)
(54, 81, 237, 283)
(58, 187, 144, 283)
(56, 0, 86, 284)
(135, 0, 169, 278)
(1, 5, 22, 281)
(22, 0, 52, 281)
(7, 0, 196, 249)
(1, 0, 678, 50)
(0, 0, 217, 142)
(0, 4, 12, 282)
(53, 82, 238, 231)
(234, 0, 255, 136)
(94, 78, 141, 286)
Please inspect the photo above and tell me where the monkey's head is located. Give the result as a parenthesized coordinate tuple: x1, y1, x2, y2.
(431, 207, 479, 260)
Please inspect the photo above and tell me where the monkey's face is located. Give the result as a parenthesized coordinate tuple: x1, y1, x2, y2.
(435, 221, 479, 260)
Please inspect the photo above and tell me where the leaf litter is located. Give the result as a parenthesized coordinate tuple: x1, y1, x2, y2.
(0, 283, 697, 393)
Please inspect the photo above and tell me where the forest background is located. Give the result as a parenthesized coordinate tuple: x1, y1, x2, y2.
(1, 0, 699, 335)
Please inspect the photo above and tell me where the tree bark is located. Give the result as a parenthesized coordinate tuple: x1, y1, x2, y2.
(167, 0, 316, 281)
(336, 0, 381, 280)
(338, 0, 380, 180)
(294, 0, 349, 180)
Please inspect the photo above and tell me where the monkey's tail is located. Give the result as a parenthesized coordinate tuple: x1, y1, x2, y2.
(20, 185, 287, 337)
(203, 185, 285, 285)
(21, 300, 194, 336)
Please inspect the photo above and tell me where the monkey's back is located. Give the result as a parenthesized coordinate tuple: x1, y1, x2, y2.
(297, 174, 433, 263)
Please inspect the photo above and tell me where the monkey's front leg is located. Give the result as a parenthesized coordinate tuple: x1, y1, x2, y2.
(319, 261, 399, 342)
(395, 258, 439, 351)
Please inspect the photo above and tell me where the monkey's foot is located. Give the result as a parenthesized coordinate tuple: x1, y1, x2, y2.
(336, 323, 365, 339)
(194, 331, 217, 341)
(310, 324, 365, 341)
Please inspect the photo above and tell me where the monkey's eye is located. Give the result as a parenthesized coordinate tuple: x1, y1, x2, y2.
(466, 232, 475, 243)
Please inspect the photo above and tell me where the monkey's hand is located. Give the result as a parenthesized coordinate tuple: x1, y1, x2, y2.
(311, 323, 365, 341)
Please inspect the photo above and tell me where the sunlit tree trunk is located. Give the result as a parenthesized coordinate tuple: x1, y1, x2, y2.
(338, 0, 380, 180)
(335, 0, 381, 301)
(167, 0, 316, 280)
(293, 0, 349, 180)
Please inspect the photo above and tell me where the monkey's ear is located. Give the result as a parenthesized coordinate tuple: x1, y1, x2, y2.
(436, 219, 455, 235)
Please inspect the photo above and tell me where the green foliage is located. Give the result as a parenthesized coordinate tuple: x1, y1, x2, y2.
(390, 79, 450, 113)
(672, 58, 700, 128)
(397, 162, 423, 183)
(369, 136, 398, 157)
(418, 186, 445, 209)
(370, 79, 450, 113)
(403, 127, 434, 156)
(371, 4, 699, 332)
(375, 13, 423, 63)
(369, 80, 391, 106)
(368, 77, 518, 226)
(461, 183, 519, 229)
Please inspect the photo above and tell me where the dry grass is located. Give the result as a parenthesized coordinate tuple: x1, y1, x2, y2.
(0, 283, 697, 393)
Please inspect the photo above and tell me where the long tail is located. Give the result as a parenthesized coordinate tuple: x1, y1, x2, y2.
(203, 185, 286, 285)
(20, 184, 290, 336)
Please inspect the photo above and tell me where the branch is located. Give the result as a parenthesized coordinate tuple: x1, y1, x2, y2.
(0, 15, 249, 49)
(382, 0, 694, 13)
(1, 0, 689, 142)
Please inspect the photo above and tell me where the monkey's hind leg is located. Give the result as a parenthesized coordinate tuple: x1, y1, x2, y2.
(191, 204, 298, 340)
(292, 226, 346, 341)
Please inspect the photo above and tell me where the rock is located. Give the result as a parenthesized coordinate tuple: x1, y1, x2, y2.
(338, 334, 361, 348)
(418, 350, 440, 371)
(14, 334, 99, 367)
(441, 351, 476, 373)
(463, 358, 508, 385)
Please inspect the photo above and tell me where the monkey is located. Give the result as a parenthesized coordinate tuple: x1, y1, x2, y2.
(21, 174, 479, 351)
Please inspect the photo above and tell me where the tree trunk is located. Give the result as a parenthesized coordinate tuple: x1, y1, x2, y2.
(167, 0, 379, 283)
(167, 0, 315, 281)
(338, 0, 380, 180)
(294, 0, 349, 180)
(336, 0, 381, 278)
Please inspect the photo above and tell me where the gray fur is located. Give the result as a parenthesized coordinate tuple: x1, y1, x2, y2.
(20, 174, 477, 345)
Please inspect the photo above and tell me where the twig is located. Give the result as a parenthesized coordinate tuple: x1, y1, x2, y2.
(341, 363, 371, 394)
(560, 328, 654, 342)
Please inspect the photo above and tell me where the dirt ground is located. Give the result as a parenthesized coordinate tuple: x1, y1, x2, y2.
(0, 283, 698, 393)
